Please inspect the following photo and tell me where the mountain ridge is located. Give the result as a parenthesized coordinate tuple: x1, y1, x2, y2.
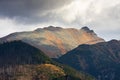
(0, 26, 105, 58)
(57, 39, 120, 80)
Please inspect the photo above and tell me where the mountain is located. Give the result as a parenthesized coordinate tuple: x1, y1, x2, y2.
(0, 40, 51, 65)
(0, 26, 105, 58)
(58, 40, 120, 80)
(0, 41, 95, 80)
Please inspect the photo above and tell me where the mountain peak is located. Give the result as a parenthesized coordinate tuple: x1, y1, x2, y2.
(43, 26, 63, 31)
(81, 26, 90, 30)
(81, 26, 94, 33)
(35, 26, 63, 32)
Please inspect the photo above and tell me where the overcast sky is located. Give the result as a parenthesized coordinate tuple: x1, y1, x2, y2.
(0, 0, 120, 40)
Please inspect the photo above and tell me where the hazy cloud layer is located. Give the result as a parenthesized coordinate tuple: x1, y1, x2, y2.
(0, 0, 120, 40)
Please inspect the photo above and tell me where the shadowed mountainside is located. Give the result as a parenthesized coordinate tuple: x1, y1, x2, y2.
(58, 40, 120, 80)
(0, 41, 95, 80)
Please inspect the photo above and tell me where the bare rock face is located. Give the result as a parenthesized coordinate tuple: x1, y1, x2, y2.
(0, 26, 105, 58)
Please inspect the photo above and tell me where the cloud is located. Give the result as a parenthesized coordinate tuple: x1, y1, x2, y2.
(0, 0, 72, 24)
(0, 0, 120, 40)
(0, 18, 35, 37)
(84, 2, 120, 40)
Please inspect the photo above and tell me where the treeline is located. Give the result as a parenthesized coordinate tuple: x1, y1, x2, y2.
(0, 41, 95, 80)
(0, 40, 51, 66)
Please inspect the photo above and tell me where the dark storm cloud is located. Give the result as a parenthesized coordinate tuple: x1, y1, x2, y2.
(0, 0, 72, 20)
(0, 0, 120, 40)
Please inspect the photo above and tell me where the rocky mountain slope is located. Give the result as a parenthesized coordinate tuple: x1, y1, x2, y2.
(57, 40, 120, 80)
(0, 41, 95, 80)
(0, 26, 105, 58)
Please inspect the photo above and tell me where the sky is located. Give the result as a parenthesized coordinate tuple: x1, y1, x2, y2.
(0, 0, 120, 41)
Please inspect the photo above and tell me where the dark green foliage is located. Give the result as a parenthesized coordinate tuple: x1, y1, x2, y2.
(58, 40, 120, 80)
(51, 60, 95, 80)
(0, 41, 95, 80)
(61, 65, 95, 80)
(52, 75, 81, 80)
(0, 40, 51, 66)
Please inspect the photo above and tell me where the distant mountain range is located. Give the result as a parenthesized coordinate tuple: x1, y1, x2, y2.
(0, 26, 104, 58)
(57, 40, 120, 80)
